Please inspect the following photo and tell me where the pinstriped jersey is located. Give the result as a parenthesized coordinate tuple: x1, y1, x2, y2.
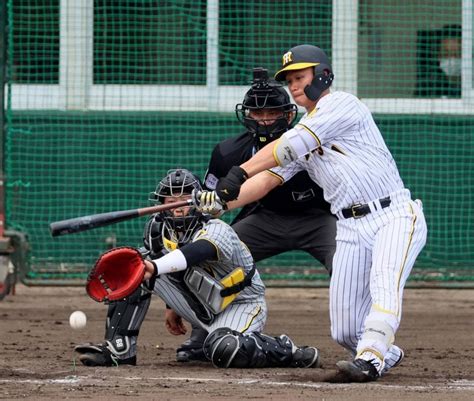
(272, 91, 405, 214)
(191, 218, 265, 301)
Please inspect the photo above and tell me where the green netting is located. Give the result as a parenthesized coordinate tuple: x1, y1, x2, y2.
(4, 0, 473, 285)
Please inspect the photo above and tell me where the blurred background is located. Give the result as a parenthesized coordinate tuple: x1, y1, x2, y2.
(1, 0, 472, 289)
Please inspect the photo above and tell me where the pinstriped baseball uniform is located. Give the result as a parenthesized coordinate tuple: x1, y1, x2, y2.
(273, 91, 427, 374)
(153, 218, 267, 334)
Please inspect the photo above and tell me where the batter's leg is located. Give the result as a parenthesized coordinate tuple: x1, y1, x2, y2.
(355, 201, 427, 375)
(329, 219, 373, 353)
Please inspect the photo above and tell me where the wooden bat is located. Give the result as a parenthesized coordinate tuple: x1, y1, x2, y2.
(49, 200, 192, 237)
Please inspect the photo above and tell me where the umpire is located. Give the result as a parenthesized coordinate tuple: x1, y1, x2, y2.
(177, 68, 337, 362)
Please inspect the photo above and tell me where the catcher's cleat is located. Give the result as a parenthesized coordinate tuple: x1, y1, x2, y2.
(74, 342, 136, 367)
(176, 327, 208, 362)
(290, 346, 321, 368)
(336, 358, 379, 382)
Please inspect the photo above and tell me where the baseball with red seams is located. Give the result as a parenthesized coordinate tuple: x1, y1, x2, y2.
(69, 310, 87, 329)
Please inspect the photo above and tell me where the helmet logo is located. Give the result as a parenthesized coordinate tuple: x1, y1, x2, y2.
(282, 51, 293, 66)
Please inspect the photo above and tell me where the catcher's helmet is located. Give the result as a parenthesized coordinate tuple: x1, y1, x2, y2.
(274, 45, 334, 101)
(236, 67, 298, 150)
(149, 169, 204, 249)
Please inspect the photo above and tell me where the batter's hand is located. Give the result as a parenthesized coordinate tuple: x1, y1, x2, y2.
(192, 189, 227, 217)
(165, 309, 187, 336)
(215, 166, 248, 202)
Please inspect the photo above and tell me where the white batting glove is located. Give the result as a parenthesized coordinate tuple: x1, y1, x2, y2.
(192, 189, 227, 217)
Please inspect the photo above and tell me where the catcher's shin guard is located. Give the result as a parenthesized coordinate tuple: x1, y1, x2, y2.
(104, 282, 153, 361)
(203, 327, 320, 368)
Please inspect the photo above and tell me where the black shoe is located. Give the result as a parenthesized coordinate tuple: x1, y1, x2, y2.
(74, 342, 136, 367)
(176, 327, 208, 362)
(290, 346, 321, 368)
(336, 358, 379, 382)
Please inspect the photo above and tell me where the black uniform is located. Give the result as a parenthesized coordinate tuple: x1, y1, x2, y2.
(204, 132, 337, 271)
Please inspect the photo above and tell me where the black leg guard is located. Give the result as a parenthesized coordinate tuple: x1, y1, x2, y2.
(104, 281, 153, 359)
(204, 328, 296, 368)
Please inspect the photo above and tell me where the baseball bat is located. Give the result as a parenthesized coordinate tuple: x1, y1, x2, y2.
(49, 199, 192, 237)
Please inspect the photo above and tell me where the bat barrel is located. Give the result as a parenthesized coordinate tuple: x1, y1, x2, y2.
(49, 209, 139, 237)
(49, 199, 192, 237)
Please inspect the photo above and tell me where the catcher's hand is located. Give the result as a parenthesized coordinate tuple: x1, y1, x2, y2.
(215, 166, 248, 202)
(192, 189, 227, 217)
(86, 247, 146, 302)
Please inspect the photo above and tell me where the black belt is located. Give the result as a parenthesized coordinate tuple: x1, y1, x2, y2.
(341, 196, 391, 219)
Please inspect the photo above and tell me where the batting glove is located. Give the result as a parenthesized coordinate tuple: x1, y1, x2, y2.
(215, 166, 248, 202)
(192, 189, 227, 217)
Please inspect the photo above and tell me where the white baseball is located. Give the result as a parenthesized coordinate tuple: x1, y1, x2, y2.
(69, 310, 87, 330)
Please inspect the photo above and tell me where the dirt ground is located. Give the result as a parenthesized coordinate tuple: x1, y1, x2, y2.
(0, 285, 473, 401)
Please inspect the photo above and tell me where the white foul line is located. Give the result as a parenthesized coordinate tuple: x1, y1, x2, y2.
(1, 375, 473, 392)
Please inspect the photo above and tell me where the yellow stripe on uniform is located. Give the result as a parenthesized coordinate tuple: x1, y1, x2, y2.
(265, 169, 284, 185)
(272, 138, 283, 166)
(239, 305, 262, 333)
(394, 203, 417, 317)
(296, 123, 322, 148)
(373, 204, 418, 317)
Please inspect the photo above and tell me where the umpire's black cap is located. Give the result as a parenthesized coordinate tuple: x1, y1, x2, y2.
(274, 44, 332, 81)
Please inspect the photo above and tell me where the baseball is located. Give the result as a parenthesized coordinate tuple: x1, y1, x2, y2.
(69, 310, 87, 330)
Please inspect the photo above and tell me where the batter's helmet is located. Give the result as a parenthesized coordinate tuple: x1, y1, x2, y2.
(149, 169, 204, 249)
(274, 45, 334, 101)
(236, 67, 298, 149)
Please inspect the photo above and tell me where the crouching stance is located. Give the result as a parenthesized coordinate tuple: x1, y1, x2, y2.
(74, 168, 320, 369)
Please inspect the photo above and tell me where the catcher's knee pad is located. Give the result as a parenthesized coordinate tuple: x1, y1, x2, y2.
(203, 328, 294, 368)
(204, 328, 241, 368)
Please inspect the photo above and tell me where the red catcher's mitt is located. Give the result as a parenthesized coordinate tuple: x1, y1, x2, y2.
(86, 247, 146, 302)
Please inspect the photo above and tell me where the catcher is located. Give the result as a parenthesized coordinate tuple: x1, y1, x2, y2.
(75, 168, 321, 369)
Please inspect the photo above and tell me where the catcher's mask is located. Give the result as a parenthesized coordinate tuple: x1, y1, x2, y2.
(235, 67, 298, 150)
(149, 169, 204, 249)
(274, 44, 334, 101)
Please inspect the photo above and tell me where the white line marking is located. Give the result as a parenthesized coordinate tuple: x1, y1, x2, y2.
(1, 376, 473, 391)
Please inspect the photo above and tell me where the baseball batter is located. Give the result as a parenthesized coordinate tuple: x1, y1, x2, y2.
(195, 45, 427, 381)
(75, 169, 320, 369)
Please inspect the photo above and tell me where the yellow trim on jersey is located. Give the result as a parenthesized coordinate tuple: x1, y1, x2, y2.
(272, 138, 283, 166)
(239, 305, 263, 333)
(307, 106, 319, 118)
(265, 169, 285, 185)
(296, 123, 322, 148)
(274, 62, 319, 79)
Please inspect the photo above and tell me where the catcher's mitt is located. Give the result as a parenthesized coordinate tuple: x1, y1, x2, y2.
(86, 247, 146, 302)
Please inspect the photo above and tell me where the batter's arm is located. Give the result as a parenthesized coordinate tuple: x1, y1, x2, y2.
(240, 141, 278, 177)
(241, 127, 319, 177)
(226, 171, 280, 210)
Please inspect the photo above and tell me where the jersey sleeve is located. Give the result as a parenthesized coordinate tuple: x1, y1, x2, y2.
(192, 220, 236, 262)
(268, 161, 303, 184)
